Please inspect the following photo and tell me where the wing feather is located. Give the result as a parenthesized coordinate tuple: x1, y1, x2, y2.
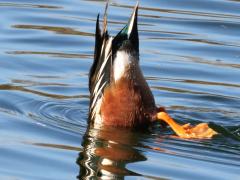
(89, 1, 112, 122)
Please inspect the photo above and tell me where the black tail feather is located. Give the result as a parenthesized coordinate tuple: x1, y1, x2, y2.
(112, 2, 139, 57)
(89, 14, 102, 93)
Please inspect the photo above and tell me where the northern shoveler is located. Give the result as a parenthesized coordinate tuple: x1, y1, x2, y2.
(89, 2, 217, 138)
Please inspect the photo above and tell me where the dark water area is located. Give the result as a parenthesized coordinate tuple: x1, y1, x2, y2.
(0, 0, 240, 179)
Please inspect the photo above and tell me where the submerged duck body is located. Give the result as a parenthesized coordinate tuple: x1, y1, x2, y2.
(88, 2, 217, 139)
(89, 3, 157, 128)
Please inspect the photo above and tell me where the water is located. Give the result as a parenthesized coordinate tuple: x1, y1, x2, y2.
(0, 0, 240, 179)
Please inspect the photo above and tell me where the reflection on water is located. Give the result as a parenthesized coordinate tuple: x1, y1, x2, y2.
(77, 122, 240, 179)
(78, 125, 146, 179)
(0, 0, 240, 179)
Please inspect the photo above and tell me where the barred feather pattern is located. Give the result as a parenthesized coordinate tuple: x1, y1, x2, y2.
(90, 37, 113, 125)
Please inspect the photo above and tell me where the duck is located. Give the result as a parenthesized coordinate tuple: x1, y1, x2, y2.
(88, 2, 217, 139)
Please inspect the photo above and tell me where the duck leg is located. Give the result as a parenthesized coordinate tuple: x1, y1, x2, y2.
(156, 109, 217, 139)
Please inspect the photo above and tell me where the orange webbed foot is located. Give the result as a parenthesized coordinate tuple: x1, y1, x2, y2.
(156, 111, 217, 139)
(179, 122, 217, 138)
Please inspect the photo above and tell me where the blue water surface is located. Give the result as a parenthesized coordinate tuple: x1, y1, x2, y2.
(0, 0, 239, 179)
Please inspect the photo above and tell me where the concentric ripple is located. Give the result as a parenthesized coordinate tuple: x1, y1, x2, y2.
(24, 99, 88, 135)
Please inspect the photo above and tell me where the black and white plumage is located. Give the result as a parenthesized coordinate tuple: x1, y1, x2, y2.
(89, 2, 113, 124)
(89, 2, 156, 127)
